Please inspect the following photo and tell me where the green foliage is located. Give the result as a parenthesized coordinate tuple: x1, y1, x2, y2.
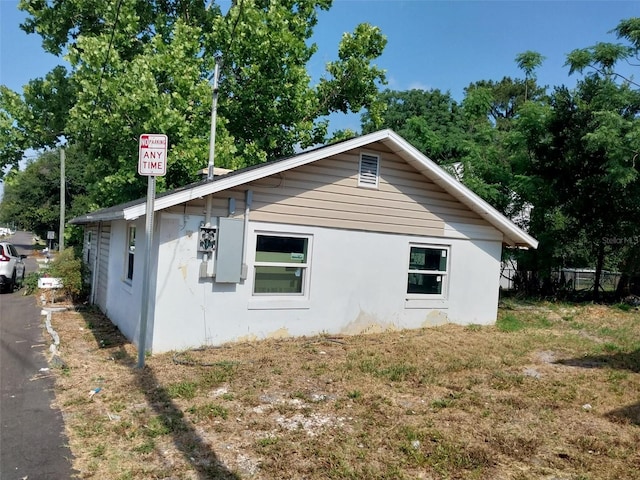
(3, 0, 388, 207)
(23, 271, 42, 295)
(515, 76, 640, 297)
(47, 247, 90, 301)
(166, 381, 198, 400)
(187, 403, 229, 421)
(0, 145, 93, 241)
(496, 313, 526, 332)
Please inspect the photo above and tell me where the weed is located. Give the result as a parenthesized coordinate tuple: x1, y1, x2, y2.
(290, 391, 307, 400)
(91, 443, 106, 458)
(200, 364, 237, 388)
(347, 390, 362, 400)
(133, 438, 156, 454)
(380, 362, 417, 382)
(188, 403, 229, 421)
(615, 303, 632, 312)
(74, 417, 106, 438)
(496, 313, 525, 332)
(144, 416, 169, 438)
(257, 436, 280, 448)
(602, 342, 622, 353)
(166, 381, 198, 399)
(490, 371, 525, 390)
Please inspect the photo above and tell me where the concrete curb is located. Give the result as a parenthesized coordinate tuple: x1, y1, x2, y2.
(41, 307, 68, 368)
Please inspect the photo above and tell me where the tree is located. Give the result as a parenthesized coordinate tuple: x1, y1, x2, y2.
(565, 18, 640, 88)
(0, 146, 93, 242)
(2, 0, 387, 207)
(514, 78, 640, 299)
(361, 89, 467, 164)
(515, 50, 545, 101)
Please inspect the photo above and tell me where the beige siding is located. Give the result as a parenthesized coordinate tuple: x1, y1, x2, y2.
(235, 144, 489, 236)
(167, 142, 494, 237)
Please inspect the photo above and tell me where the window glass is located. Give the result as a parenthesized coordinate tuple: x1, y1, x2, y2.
(254, 235, 309, 295)
(254, 266, 304, 294)
(408, 273, 443, 294)
(409, 247, 446, 271)
(255, 235, 307, 263)
(407, 246, 448, 296)
(126, 225, 136, 281)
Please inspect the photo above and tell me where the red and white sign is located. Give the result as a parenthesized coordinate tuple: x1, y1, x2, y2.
(138, 134, 168, 176)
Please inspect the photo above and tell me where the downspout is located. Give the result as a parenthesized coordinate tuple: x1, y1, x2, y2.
(201, 56, 221, 277)
(207, 56, 222, 181)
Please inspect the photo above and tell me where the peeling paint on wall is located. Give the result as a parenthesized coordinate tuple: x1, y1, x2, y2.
(178, 264, 188, 280)
(421, 310, 449, 327)
(341, 310, 398, 336)
(266, 327, 291, 339)
(236, 333, 259, 343)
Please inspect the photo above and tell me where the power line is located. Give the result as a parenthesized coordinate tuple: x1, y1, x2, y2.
(87, 0, 124, 138)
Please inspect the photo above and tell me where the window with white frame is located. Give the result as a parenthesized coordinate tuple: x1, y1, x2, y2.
(126, 224, 136, 281)
(253, 234, 310, 295)
(407, 245, 448, 295)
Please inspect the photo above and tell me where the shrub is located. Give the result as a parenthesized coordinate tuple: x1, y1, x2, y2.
(47, 248, 90, 302)
(23, 271, 43, 295)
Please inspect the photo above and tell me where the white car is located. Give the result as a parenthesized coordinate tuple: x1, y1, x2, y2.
(0, 242, 26, 293)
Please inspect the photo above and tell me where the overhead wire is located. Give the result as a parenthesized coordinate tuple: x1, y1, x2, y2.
(86, 0, 124, 143)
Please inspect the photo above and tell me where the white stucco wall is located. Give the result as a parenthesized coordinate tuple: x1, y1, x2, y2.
(149, 212, 502, 353)
(103, 217, 156, 350)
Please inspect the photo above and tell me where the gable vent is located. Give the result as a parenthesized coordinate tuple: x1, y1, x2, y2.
(358, 154, 380, 188)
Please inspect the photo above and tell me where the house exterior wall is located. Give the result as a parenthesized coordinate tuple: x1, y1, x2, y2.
(150, 212, 502, 353)
(95, 222, 111, 311)
(165, 145, 487, 237)
(100, 217, 156, 349)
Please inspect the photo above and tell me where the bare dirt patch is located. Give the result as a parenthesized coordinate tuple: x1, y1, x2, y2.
(46, 302, 640, 479)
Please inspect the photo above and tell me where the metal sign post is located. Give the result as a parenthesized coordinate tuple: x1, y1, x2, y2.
(137, 134, 167, 368)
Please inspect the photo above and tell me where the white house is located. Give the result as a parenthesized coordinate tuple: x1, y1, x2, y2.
(70, 129, 537, 353)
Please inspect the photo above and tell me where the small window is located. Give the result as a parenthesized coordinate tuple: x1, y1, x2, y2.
(126, 224, 136, 281)
(87, 231, 92, 264)
(253, 234, 310, 295)
(358, 153, 379, 188)
(407, 245, 448, 295)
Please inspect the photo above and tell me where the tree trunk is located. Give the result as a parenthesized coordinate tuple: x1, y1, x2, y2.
(593, 241, 605, 302)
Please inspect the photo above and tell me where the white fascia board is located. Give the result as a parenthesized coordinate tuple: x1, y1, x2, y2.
(123, 131, 394, 221)
(384, 131, 538, 249)
(69, 210, 125, 224)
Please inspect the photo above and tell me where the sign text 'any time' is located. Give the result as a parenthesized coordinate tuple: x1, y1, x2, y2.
(138, 134, 168, 176)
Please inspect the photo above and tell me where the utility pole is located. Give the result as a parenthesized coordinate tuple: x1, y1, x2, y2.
(207, 56, 222, 181)
(59, 148, 65, 251)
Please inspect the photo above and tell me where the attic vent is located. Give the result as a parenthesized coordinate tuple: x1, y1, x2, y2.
(358, 154, 379, 188)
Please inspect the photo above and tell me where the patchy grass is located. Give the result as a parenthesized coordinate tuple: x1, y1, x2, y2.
(48, 303, 640, 479)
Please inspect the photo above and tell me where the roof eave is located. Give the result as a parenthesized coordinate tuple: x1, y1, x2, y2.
(69, 211, 126, 225)
(123, 130, 395, 220)
(382, 130, 538, 250)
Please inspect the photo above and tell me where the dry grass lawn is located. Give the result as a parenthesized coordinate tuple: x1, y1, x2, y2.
(46, 299, 640, 479)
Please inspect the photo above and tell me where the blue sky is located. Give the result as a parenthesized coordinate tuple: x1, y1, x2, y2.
(1, 1, 639, 133)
